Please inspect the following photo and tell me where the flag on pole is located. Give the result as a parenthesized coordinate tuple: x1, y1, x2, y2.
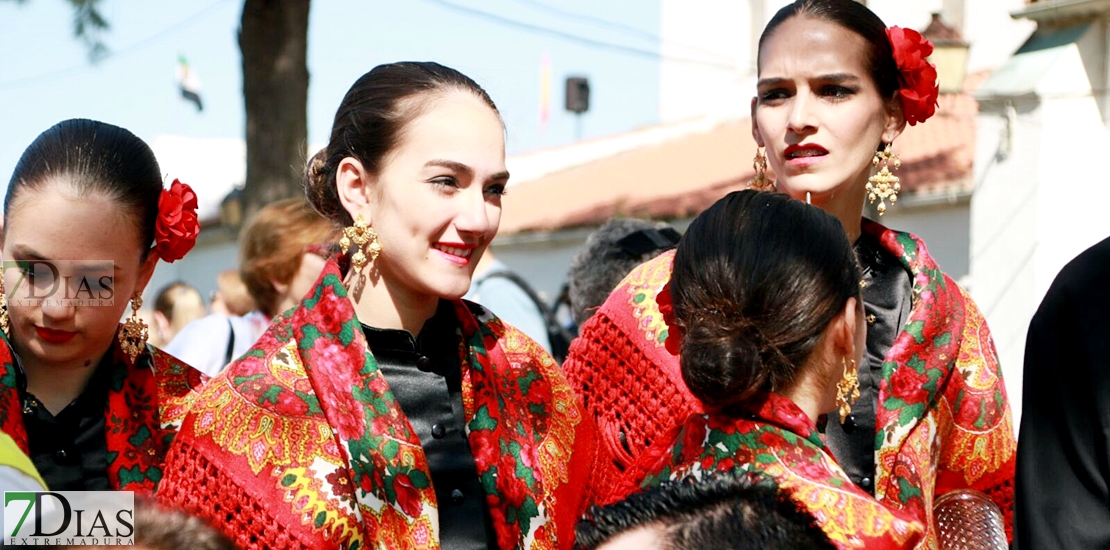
(176, 55, 203, 112)
(539, 52, 551, 131)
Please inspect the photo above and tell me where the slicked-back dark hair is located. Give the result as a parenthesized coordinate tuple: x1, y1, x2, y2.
(759, 0, 902, 101)
(575, 472, 835, 550)
(5, 118, 163, 258)
(671, 190, 860, 411)
(305, 61, 500, 227)
(567, 218, 681, 326)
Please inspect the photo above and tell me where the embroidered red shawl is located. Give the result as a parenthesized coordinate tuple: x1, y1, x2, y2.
(156, 260, 599, 550)
(0, 331, 204, 494)
(563, 219, 1017, 545)
(619, 392, 926, 549)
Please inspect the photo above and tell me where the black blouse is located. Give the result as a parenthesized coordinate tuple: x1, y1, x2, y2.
(824, 230, 913, 495)
(18, 351, 114, 491)
(362, 300, 497, 550)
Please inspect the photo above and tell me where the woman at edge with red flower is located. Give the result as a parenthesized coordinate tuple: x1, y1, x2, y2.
(0, 118, 204, 494)
(616, 190, 925, 549)
(563, 0, 1016, 544)
(157, 62, 599, 550)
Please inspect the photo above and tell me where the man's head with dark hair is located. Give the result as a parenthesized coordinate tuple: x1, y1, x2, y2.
(575, 472, 835, 550)
(567, 218, 681, 326)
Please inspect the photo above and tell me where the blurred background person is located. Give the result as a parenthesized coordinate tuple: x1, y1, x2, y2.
(238, 197, 336, 321)
(575, 472, 835, 550)
(1014, 235, 1110, 549)
(208, 269, 255, 317)
(151, 281, 206, 347)
(466, 249, 563, 358)
(62, 499, 237, 550)
(566, 218, 680, 328)
(165, 198, 334, 376)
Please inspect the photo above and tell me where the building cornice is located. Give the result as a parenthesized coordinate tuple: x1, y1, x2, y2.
(1013, 0, 1110, 23)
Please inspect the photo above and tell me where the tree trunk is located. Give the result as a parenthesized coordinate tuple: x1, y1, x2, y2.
(239, 0, 311, 221)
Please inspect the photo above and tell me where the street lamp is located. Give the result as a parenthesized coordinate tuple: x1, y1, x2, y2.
(923, 12, 970, 94)
(219, 187, 245, 231)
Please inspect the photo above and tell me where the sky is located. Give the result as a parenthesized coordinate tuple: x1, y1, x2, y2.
(0, 0, 663, 196)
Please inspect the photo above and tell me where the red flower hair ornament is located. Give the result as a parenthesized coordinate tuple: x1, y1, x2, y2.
(153, 179, 200, 263)
(657, 281, 683, 356)
(887, 26, 940, 126)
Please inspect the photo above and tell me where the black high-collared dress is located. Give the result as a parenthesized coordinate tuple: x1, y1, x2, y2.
(362, 300, 498, 550)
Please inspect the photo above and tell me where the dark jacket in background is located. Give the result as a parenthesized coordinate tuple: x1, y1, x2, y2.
(1015, 236, 1110, 549)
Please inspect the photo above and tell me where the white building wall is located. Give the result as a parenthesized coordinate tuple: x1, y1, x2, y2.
(970, 99, 1040, 431)
(972, 25, 1110, 430)
(657, 0, 771, 123)
(878, 202, 971, 283)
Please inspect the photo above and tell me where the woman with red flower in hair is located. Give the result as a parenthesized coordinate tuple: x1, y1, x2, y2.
(157, 63, 598, 550)
(565, 0, 1016, 544)
(0, 118, 204, 494)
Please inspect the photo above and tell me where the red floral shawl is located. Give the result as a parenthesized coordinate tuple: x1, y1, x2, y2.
(619, 393, 926, 549)
(563, 219, 1017, 544)
(0, 331, 204, 494)
(156, 260, 599, 550)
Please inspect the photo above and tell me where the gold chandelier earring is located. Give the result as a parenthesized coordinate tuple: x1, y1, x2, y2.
(866, 143, 901, 215)
(118, 294, 148, 362)
(747, 147, 775, 192)
(836, 357, 861, 423)
(0, 278, 9, 337)
(339, 214, 382, 275)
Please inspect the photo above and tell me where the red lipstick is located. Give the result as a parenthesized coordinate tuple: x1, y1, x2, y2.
(36, 326, 77, 344)
(784, 143, 829, 167)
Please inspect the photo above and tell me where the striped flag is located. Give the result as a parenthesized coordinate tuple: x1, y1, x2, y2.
(176, 55, 203, 112)
(539, 52, 551, 130)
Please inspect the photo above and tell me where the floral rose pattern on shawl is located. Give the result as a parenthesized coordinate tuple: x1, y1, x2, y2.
(0, 332, 205, 494)
(565, 219, 1016, 545)
(865, 220, 1016, 543)
(621, 393, 926, 550)
(157, 259, 597, 550)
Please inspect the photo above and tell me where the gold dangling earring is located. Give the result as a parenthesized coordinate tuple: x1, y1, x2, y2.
(339, 214, 382, 275)
(0, 278, 9, 337)
(866, 143, 901, 216)
(747, 147, 775, 192)
(118, 294, 148, 362)
(836, 357, 861, 423)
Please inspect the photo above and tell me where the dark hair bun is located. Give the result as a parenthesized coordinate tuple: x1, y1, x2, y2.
(304, 148, 337, 223)
(669, 190, 860, 413)
(680, 321, 774, 410)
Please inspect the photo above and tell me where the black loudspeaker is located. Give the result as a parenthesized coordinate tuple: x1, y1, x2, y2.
(565, 77, 590, 114)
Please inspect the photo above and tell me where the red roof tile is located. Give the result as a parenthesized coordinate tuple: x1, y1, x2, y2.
(500, 93, 977, 234)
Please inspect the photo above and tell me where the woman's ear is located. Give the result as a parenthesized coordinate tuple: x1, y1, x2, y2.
(751, 97, 766, 147)
(336, 157, 374, 225)
(134, 252, 159, 300)
(270, 277, 290, 298)
(882, 97, 908, 144)
(832, 296, 861, 360)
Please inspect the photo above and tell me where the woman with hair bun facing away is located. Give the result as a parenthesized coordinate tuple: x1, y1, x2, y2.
(618, 190, 925, 549)
(564, 0, 1016, 541)
(158, 62, 599, 549)
(0, 118, 204, 493)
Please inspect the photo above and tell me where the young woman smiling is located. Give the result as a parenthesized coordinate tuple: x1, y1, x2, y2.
(563, 0, 1016, 544)
(0, 118, 203, 493)
(158, 62, 599, 550)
